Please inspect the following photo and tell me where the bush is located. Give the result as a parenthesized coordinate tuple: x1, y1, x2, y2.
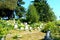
(0, 20, 14, 39)
(41, 22, 56, 33)
(55, 20, 60, 26)
(41, 21, 60, 40)
(30, 22, 41, 29)
(18, 23, 25, 29)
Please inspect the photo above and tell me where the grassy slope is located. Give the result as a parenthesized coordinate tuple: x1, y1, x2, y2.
(0, 20, 45, 40)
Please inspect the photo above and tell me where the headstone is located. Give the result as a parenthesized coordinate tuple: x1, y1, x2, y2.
(30, 27, 32, 30)
(37, 27, 40, 31)
(29, 27, 32, 31)
(1, 35, 5, 40)
(40, 23, 43, 29)
(13, 19, 15, 24)
(44, 30, 53, 40)
(24, 22, 29, 31)
(1, 37, 4, 40)
(14, 23, 18, 29)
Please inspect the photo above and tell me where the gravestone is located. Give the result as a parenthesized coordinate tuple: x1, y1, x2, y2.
(29, 27, 32, 31)
(1, 35, 5, 40)
(13, 19, 15, 24)
(14, 23, 18, 29)
(40, 23, 43, 29)
(24, 22, 29, 31)
(30, 27, 32, 30)
(37, 27, 40, 31)
(1, 37, 4, 40)
(44, 30, 53, 40)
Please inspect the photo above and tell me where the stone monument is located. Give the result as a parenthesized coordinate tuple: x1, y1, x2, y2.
(14, 23, 18, 29)
(24, 22, 29, 31)
(44, 30, 53, 40)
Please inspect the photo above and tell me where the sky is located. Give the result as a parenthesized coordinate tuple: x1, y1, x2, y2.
(23, 0, 60, 20)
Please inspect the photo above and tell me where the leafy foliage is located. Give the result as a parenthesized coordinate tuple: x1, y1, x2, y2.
(26, 5, 39, 23)
(16, 0, 25, 18)
(42, 22, 56, 32)
(32, 0, 56, 22)
(0, 20, 14, 38)
(0, 0, 18, 10)
(0, 0, 25, 19)
(41, 21, 60, 40)
(30, 22, 41, 29)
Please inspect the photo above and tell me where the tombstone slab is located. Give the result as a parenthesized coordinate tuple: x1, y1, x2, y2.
(14, 23, 18, 29)
(24, 22, 29, 31)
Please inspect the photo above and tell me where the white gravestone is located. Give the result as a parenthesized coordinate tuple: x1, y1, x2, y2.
(30, 27, 32, 30)
(1, 35, 5, 40)
(37, 27, 40, 31)
(24, 22, 29, 31)
(46, 31, 51, 38)
(44, 30, 53, 40)
(1, 37, 4, 40)
(40, 23, 43, 29)
(14, 23, 18, 29)
(29, 27, 32, 31)
(13, 19, 15, 24)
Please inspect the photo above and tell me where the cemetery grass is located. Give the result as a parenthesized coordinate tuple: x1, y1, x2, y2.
(6, 30, 45, 40)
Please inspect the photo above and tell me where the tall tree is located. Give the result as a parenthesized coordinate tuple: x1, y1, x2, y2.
(16, 0, 25, 18)
(26, 5, 39, 23)
(0, 0, 18, 10)
(32, 0, 56, 22)
(0, 0, 18, 19)
(0, 0, 25, 19)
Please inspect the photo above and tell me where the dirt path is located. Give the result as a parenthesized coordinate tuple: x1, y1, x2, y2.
(6, 30, 45, 40)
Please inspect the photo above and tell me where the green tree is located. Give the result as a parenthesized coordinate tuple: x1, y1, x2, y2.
(0, 0, 18, 19)
(26, 5, 39, 23)
(32, 0, 56, 22)
(16, 0, 25, 18)
(0, 0, 25, 19)
(0, 0, 18, 10)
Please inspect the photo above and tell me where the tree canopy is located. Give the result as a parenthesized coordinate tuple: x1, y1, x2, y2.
(0, 0, 25, 19)
(0, 0, 18, 10)
(26, 5, 39, 23)
(32, 0, 56, 22)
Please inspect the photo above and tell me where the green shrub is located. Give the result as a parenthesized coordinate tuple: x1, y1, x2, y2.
(18, 23, 25, 29)
(30, 22, 41, 29)
(41, 21, 60, 40)
(16, 20, 25, 29)
(0, 20, 14, 38)
(41, 22, 56, 33)
(55, 20, 60, 26)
